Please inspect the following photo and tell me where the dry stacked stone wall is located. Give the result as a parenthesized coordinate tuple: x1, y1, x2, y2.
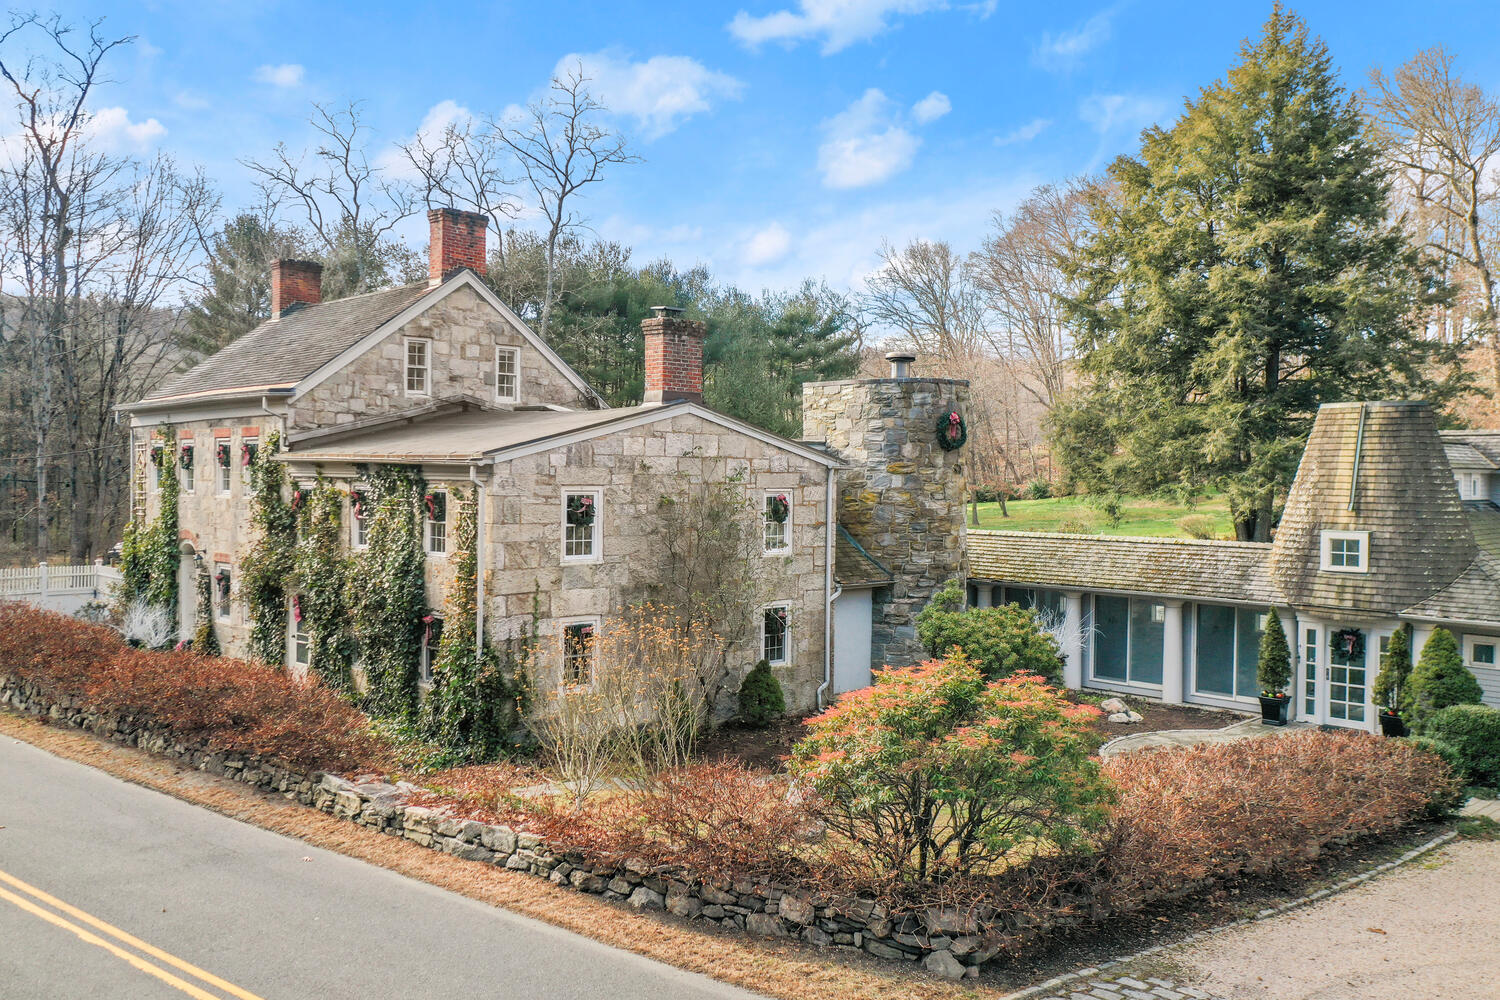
(1, 674, 1032, 981)
(801, 377, 970, 669)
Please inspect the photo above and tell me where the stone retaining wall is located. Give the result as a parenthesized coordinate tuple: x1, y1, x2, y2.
(1, 676, 1009, 981)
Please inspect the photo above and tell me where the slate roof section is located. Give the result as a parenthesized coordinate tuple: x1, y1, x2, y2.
(139, 283, 433, 403)
(968, 530, 1278, 605)
(1271, 401, 1477, 618)
(836, 526, 893, 588)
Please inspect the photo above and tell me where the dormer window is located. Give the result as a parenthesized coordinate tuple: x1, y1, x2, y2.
(405, 338, 430, 395)
(1320, 530, 1369, 573)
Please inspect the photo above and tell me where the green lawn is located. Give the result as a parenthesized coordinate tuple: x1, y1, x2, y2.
(970, 493, 1235, 540)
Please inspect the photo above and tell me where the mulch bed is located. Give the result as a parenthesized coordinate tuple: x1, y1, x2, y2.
(694, 713, 815, 772)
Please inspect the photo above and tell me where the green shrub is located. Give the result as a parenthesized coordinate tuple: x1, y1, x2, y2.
(1256, 609, 1290, 696)
(738, 659, 786, 727)
(1399, 736, 1467, 814)
(1177, 514, 1218, 539)
(789, 654, 1109, 880)
(1408, 629, 1483, 727)
(1023, 478, 1052, 500)
(915, 581, 1064, 686)
(1090, 491, 1123, 529)
(1373, 624, 1413, 716)
(1057, 517, 1094, 534)
(1420, 705, 1500, 787)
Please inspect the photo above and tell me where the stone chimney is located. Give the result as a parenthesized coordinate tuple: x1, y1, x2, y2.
(270, 259, 323, 318)
(641, 306, 704, 405)
(428, 207, 488, 285)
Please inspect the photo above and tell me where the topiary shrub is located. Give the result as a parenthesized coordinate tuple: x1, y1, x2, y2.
(1373, 623, 1413, 716)
(1256, 609, 1290, 696)
(916, 581, 1065, 686)
(1421, 705, 1500, 787)
(737, 659, 786, 727)
(1408, 629, 1483, 728)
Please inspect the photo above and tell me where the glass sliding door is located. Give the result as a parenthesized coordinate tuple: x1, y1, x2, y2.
(1128, 599, 1165, 685)
(1092, 595, 1129, 681)
(1089, 595, 1165, 686)
(1193, 604, 1266, 700)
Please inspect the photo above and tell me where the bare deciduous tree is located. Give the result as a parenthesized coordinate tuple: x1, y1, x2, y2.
(1365, 48, 1500, 411)
(399, 116, 520, 265)
(492, 64, 638, 338)
(861, 238, 987, 362)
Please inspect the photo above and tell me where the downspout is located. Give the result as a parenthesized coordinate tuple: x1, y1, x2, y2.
(259, 395, 288, 442)
(818, 463, 842, 709)
(469, 464, 486, 659)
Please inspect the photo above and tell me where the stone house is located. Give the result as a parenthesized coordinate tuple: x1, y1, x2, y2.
(967, 400, 1500, 729)
(121, 211, 972, 712)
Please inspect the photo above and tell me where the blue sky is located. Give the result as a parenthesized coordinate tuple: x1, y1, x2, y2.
(40, 0, 1500, 295)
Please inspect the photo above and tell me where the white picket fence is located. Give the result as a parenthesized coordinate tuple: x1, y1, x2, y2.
(0, 561, 123, 613)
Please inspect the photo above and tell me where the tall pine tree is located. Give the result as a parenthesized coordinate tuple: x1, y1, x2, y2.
(1054, 5, 1462, 539)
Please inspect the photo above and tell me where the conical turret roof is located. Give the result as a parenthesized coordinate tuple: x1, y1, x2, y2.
(1270, 401, 1477, 618)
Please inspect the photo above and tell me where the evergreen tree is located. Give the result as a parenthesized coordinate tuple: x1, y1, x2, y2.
(1408, 628, 1484, 727)
(1256, 609, 1291, 695)
(1055, 5, 1462, 540)
(183, 215, 298, 357)
(1374, 623, 1413, 715)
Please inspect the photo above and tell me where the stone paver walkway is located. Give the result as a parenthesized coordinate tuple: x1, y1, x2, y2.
(1037, 974, 1223, 1000)
(1460, 796, 1500, 821)
(1099, 717, 1313, 758)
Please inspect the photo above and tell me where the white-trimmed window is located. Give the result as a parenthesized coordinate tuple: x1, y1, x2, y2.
(290, 600, 310, 672)
(424, 491, 448, 555)
(1465, 635, 1498, 669)
(762, 604, 791, 665)
(216, 440, 233, 494)
(562, 619, 598, 686)
(405, 338, 430, 395)
(132, 442, 148, 518)
(495, 346, 519, 403)
(180, 441, 196, 491)
(350, 486, 370, 549)
(420, 615, 444, 686)
(562, 490, 601, 562)
(242, 438, 259, 485)
(1320, 530, 1369, 573)
(763, 491, 791, 554)
(214, 564, 231, 622)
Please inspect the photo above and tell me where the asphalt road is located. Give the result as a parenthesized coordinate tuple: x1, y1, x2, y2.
(0, 736, 760, 1000)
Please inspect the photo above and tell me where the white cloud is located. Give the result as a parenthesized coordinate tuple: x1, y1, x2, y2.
(728, 0, 947, 55)
(559, 51, 743, 139)
(253, 63, 305, 89)
(995, 117, 1050, 146)
(377, 99, 475, 179)
(1033, 8, 1114, 70)
(87, 107, 167, 150)
(911, 91, 951, 124)
(1079, 93, 1168, 134)
(743, 222, 793, 266)
(818, 89, 921, 190)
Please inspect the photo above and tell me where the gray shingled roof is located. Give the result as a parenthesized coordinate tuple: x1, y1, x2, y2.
(968, 530, 1278, 604)
(836, 526, 893, 588)
(1441, 429, 1500, 466)
(1271, 402, 1477, 617)
(1444, 441, 1497, 470)
(1468, 506, 1500, 560)
(1401, 551, 1500, 625)
(140, 283, 432, 402)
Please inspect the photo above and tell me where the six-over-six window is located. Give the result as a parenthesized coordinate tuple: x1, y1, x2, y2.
(495, 347, 519, 403)
(405, 338, 430, 395)
(563, 490, 600, 561)
(763, 491, 791, 553)
(762, 604, 790, 665)
(563, 620, 597, 685)
(425, 491, 448, 555)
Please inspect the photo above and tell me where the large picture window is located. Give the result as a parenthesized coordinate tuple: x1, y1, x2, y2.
(1090, 596, 1166, 686)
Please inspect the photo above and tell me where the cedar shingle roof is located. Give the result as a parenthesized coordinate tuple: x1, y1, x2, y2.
(1444, 441, 1497, 470)
(1401, 550, 1500, 625)
(1468, 506, 1500, 560)
(836, 526, 893, 588)
(140, 283, 432, 403)
(1441, 429, 1500, 466)
(968, 530, 1278, 604)
(1270, 401, 1477, 618)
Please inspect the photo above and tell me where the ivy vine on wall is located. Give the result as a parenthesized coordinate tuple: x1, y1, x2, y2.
(349, 463, 427, 719)
(192, 562, 221, 655)
(294, 480, 355, 694)
(240, 430, 297, 665)
(131, 434, 182, 624)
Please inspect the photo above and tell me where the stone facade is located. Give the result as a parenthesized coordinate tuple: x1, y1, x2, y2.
(289, 283, 594, 429)
(802, 377, 970, 669)
(481, 409, 830, 711)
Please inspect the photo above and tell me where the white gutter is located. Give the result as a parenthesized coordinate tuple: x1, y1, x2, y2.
(468, 464, 486, 660)
(818, 464, 842, 709)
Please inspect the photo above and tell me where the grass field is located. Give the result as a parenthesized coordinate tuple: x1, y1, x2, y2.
(971, 493, 1235, 539)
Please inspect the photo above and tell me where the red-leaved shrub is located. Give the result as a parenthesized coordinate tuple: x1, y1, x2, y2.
(1099, 729, 1458, 908)
(0, 603, 389, 773)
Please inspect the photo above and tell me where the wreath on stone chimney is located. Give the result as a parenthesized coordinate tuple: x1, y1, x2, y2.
(768, 493, 790, 524)
(1331, 627, 1365, 662)
(566, 494, 596, 527)
(216, 442, 232, 468)
(936, 408, 967, 451)
(178, 442, 194, 469)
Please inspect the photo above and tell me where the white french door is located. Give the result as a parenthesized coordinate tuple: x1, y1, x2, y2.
(1299, 623, 1376, 730)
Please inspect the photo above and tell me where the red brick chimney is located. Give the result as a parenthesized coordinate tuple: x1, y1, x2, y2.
(428, 207, 488, 285)
(642, 306, 704, 405)
(270, 259, 322, 318)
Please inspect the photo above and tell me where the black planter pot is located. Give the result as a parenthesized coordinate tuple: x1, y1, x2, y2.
(1378, 711, 1408, 738)
(1258, 694, 1290, 727)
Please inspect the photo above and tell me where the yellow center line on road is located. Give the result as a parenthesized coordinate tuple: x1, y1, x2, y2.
(0, 868, 267, 1000)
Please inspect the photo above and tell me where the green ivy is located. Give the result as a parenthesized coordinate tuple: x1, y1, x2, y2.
(192, 562, 221, 655)
(117, 516, 150, 609)
(241, 430, 297, 665)
(142, 437, 181, 623)
(294, 480, 355, 694)
(349, 464, 427, 719)
(421, 487, 524, 762)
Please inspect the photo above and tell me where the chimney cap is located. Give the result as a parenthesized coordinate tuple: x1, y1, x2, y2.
(650, 305, 685, 318)
(884, 351, 917, 363)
